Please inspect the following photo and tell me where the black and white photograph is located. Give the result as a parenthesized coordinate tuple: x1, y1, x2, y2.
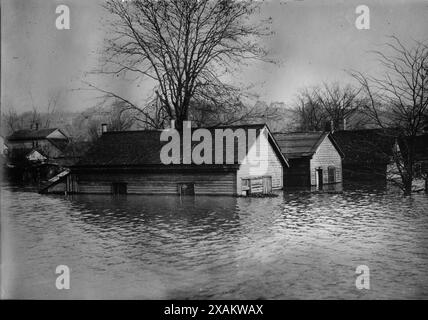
(1, 0, 428, 303)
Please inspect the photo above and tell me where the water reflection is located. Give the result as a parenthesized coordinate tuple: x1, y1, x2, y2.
(1, 184, 428, 299)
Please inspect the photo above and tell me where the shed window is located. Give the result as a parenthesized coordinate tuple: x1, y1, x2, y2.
(241, 179, 250, 191)
(328, 167, 336, 183)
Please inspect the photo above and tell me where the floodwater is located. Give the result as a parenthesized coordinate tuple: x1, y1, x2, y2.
(1, 183, 428, 299)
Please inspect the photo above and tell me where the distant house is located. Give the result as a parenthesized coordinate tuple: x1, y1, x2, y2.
(26, 149, 48, 162)
(5, 128, 70, 183)
(332, 129, 396, 181)
(41, 124, 289, 196)
(6, 128, 69, 159)
(273, 132, 344, 188)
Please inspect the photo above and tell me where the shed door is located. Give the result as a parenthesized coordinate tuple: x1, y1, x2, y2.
(178, 183, 195, 195)
(112, 182, 127, 195)
(316, 168, 323, 187)
(262, 176, 272, 194)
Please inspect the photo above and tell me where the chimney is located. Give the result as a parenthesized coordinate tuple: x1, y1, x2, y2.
(101, 123, 108, 134)
(170, 120, 175, 129)
(327, 120, 334, 133)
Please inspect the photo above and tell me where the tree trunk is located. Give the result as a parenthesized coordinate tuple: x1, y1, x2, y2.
(403, 175, 412, 196)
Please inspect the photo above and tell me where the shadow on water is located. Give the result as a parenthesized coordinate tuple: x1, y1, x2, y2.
(66, 194, 241, 231)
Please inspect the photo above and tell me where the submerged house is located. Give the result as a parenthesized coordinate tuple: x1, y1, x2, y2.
(41, 124, 289, 196)
(5, 128, 70, 183)
(273, 132, 344, 188)
(332, 129, 396, 181)
(413, 134, 428, 177)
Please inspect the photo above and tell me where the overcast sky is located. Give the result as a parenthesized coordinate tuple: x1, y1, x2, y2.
(1, 0, 428, 114)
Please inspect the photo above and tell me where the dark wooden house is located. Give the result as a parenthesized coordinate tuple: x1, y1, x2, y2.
(41, 124, 289, 196)
(332, 129, 396, 181)
(413, 134, 428, 177)
(273, 132, 344, 188)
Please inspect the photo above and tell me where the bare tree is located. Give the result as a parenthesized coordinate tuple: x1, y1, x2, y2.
(293, 83, 364, 131)
(44, 91, 61, 128)
(96, 0, 271, 129)
(73, 99, 137, 141)
(350, 36, 428, 194)
(293, 88, 327, 131)
(107, 99, 136, 131)
(314, 83, 363, 130)
(2, 108, 22, 134)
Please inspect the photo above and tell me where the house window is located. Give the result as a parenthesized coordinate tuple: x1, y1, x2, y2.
(112, 182, 127, 195)
(328, 166, 336, 183)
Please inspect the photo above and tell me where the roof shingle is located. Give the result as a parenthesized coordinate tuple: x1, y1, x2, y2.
(273, 132, 328, 159)
(7, 128, 63, 141)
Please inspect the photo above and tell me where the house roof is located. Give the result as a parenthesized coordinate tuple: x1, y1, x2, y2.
(27, 149, 48, 160)
(48, 138, 69, 152)
(332, 129, 396, 165)
(273, 131, 343, 159)
(6, 128, 66, 141)
(75, 124, 288, 168)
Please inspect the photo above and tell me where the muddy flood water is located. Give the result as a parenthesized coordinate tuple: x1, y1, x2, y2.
(2, 183, 428, 299)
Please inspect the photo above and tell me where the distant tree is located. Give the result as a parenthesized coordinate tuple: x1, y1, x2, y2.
(293, 88, 327, 131)
(2, 90, 63, 136)
(293, 83, 364, 131)
(74, 99, 137, 141)
(2, 108, 22, 134)
(350, 36, 428, 195)
(106, 100, 136, 132)
(94, 0, 272, 129)
(189, 89, 282, 128)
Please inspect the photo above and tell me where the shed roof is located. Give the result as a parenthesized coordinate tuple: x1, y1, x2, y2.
(273, 131, 343, 159)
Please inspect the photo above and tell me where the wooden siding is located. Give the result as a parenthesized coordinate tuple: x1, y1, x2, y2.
(342, 163, 387, 181)
(310, 136, 342, 185)
(236, 128, 283, 194)
(72, 171, 237, 195)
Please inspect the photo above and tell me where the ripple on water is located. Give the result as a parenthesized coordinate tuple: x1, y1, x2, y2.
(1, 184, 428, 299)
